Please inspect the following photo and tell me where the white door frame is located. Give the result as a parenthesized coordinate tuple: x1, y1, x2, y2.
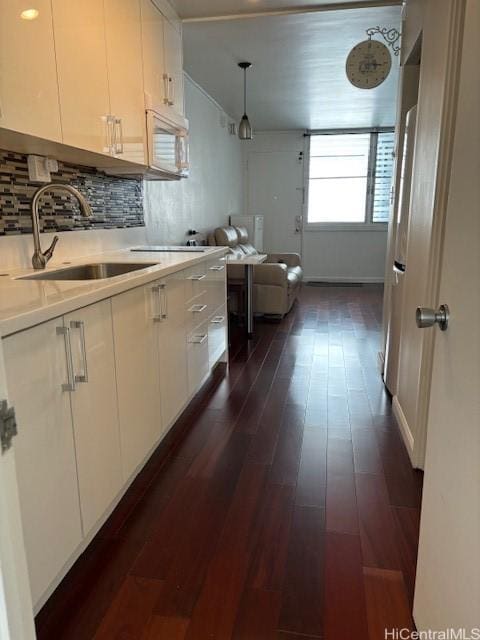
(0, 344, 36, 639)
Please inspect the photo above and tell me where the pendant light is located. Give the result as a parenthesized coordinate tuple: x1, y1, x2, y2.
(238, 62, 253, 140)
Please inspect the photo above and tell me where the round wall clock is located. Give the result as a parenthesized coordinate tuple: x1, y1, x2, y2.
(346, 39, 392, 89)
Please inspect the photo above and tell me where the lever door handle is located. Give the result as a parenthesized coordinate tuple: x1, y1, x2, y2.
(416, 304, 449, 331)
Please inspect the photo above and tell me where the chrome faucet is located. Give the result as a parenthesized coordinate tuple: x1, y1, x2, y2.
(30, 184, 93, 269)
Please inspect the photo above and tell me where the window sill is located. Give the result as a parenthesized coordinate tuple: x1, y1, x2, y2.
(304, 223, 388, 232)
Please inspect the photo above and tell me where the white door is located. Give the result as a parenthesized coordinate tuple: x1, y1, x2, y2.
(0, 0, 62, 141)
(414, 0, 480, 630)
(65, 301, 123, 536)
(52, 0, 111, 154)
(0, 344, 35, 639)
(104, 0, 147, 164)
(112, 283, 163, 480)
(159, 272, 188, 429)
(247, 151, 304, 255)
(3, 319, 83, 607)
(394, 0, 465, 468)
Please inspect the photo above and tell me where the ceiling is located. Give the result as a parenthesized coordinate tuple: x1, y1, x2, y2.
(177, 3, 401, 131)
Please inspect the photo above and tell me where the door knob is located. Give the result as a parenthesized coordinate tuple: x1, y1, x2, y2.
(416, 304, 449, 331)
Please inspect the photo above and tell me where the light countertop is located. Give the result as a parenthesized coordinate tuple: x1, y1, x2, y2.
(0, 247, 228, 338)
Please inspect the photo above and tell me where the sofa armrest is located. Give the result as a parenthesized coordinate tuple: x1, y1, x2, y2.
(253, 263, 288, 287)
(267, 253, 302, 268)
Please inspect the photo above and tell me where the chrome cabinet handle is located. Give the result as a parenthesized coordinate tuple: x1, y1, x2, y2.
(189, 304, 207, 313)
(105, 115, 115, 155)
(168, 76, 175, 106)
(209, 265, 225, 271)
(114, 118, 124, 154)
(161, 285, 168, 319)
(210, 316, 225, 324)
(57, 326, 76, 392)
(152, 284, 164, 322)
(189, 334, 207, 344)
(188, 274, 206, 281)
(416, 304, 449, 331)
(70, 321, 89, 383)
(163, 73, 170, 105)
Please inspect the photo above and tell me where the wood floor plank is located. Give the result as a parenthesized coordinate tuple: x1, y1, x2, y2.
(94, 576, 164, 640)
(326, 472, 358, 535)
(142, 616, 189, 640)
(363, 568, 414, 640)
(232, 588, 281, 640)
(323, 533, 369, 640)
(247, 484, 295, 591)
(278, 506, 325, 637)
(391, 506, 421, 606)
(295, 428, 327, 507)
(269, 404, 305, 486)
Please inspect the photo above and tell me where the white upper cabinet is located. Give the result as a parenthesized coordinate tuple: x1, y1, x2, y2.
(141, 0, 167, 114)
(0, 0, 62, 141)
(104, 0, 147, 164)
(52, 0, 111, 155)
(163, 18, 185, 118)
(141, 0, 186, 125)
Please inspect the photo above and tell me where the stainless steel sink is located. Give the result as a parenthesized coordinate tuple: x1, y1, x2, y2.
(21, 262, 158, 281)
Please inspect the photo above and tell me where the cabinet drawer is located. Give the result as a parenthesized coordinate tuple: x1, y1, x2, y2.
(206, 259, 226, 311)
(187, 321, 209, 395)
(208, 304, 227, 369)
(185, 263, 207, 303)
(186, 291, 209, 333)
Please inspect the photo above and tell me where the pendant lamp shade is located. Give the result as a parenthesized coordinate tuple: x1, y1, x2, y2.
(238, 62, 253, 140)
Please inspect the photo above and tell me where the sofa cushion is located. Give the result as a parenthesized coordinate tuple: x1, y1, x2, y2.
(287, 269, 301, 288)
(289, 265, 303, 281)
(215, 226, 239, 248)
(234, 226, 249, 243)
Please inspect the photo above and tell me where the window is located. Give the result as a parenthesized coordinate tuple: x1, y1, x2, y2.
(306, 129, 395, 226)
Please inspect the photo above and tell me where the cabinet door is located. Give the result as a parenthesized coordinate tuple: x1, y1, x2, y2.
(163, 18, 185, 117)
(112, 283, 163, 480)
(65, 300, 122, 535)
(0, 0, 62, 141)
(141, 0, 167, 113)
(3, 320, 82, 607)
(159, 272, 188, 429)
(104, 0, 147, 165)
(52, 0, 111, 154)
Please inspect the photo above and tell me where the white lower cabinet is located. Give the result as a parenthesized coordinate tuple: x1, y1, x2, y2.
(3, 259, 226, 609)
(3, 318, 83, 607)
(111, 282, 163, 480)
(157, 272, 188, 429)
(64, 300, 123, 535)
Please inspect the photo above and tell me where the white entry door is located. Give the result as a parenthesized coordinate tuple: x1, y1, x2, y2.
(247, 151, 304, 255)
(413, 0, 480, 630)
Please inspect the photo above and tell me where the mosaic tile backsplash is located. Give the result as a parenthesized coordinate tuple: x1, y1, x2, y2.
(0, 150, 144, 235)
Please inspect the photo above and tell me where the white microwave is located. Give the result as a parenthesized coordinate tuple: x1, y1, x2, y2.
(146, 110, 189, 179)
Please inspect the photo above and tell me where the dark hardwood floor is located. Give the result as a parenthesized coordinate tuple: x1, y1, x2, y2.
(35, 284, 423, 640)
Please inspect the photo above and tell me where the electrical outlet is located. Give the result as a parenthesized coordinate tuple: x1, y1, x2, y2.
(27, 155, 51, 183)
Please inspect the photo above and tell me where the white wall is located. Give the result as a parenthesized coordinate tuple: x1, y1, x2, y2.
(244, 131, 388, 282)
(144, 75, 244, 244)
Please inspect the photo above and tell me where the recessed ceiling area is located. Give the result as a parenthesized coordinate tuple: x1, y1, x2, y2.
(179, 4, 401, 131)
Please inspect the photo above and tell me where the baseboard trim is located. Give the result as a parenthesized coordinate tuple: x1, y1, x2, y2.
(304, 276, 385, 284)
(392, 395, 415, 463)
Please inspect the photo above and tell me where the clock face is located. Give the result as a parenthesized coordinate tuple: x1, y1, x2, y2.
(346, 39, 392, 89)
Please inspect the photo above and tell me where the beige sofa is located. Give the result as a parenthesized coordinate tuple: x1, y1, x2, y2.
(208, 225, 303, 317)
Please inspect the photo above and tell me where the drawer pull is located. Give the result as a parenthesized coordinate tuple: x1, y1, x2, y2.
(210, 316, 225, 324)
(209, 265, 225, 271)
(189, 334, 207, 344)
(190, 303, 207, 313)
(188, 274, 206, 281)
